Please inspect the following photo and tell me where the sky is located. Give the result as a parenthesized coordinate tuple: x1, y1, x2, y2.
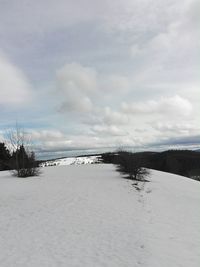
(0, 0, 199, 159)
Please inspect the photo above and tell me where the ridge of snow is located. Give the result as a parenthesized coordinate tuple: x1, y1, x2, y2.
(0, 165, 199, 266)
(40, 155, 101, 167)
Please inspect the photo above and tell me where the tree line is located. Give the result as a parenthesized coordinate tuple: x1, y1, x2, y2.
(101, 149, 200, 180)
(0, 141, 39, 177)
(0, 127, 40, 178)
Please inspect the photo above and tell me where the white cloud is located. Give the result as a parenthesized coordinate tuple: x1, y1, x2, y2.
(92, 125, 126, 137)
(31, 130, 66, 142)
(27, 129, 73, 153)
(56, 63, 97, 113)
(57, 63, 97, 93)
(0, 0, 199, 154)
(56, 63, 131, 115)
(130, 44, 142, 58)
(121, 95, 193, 117)
(55, 62, 136, 128)
(130, 0, 199, 87)
(0, 53, 32, 108)
(0, 132, 4, 142)
(27, 127, 132, 154)
(101, 0, 194, 41)
(102, 107, 130, 125)
(152, 122, 200, 136)
(102, 75, 130, 93)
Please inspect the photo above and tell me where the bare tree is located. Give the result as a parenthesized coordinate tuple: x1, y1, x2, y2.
(7, 124, 40, 177)
(116, 151, 150, 181)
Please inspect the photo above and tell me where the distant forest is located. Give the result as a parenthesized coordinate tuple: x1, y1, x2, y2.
(101, 150, 200, 180)
(0, 142, 38, 176)
(0, 142, 13, 171)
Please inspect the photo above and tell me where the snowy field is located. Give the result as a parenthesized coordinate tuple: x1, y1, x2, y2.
(39, 155, 100, 167)
(0, 164, 199, 267)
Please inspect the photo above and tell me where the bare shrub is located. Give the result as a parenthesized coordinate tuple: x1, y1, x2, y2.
(116, 151, 150, 181)
(7, 124, 40, 178)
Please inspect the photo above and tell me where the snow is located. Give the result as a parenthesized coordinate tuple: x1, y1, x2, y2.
(0, 164, 199, 267)
(40, 155, 100, 167)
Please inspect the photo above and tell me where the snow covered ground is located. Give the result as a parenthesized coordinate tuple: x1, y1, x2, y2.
(40, 155, 101, 167)
(0, 164, 199, 267)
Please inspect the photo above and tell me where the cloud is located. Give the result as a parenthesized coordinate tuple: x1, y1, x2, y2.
(0, 0, 199, 155)
(149, 135, 200, 148)
(55, 63, 132, 115)
(56, 63, 96, 113)
(102, 107, 130, 125)
(121, 95, 193, 117)
(55, 61, 136, 125)
(0, 53, 32, 108)
(0, 0, 180, 36)
(130, 0, 199, 88)
(0, 132, 4, 142)
(163, 135, 200, 146)
(92, 125, 126, 137)
(53, 59, 195, 153)
(102, 0, 174, 34)
(26, 129, 73, 153)
(28, 127, 131, 154)
(102, 75, 131, 93)
(0, 0, 105, 35)
(57, 62, 97, 93)
(59, 96, 93, 113)
(152, 122, 199, 136)
(31, 130, 66, 142)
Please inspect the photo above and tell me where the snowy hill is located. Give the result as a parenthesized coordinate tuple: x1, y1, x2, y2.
(39, 155, 101, 167)
(0, 164, 199, 267)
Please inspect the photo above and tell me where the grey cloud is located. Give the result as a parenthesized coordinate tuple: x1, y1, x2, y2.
(152, 122, 199, 135)
(102, 107, 130, 125)
(31, 130, 66, 142)
(149, 135, 200, 147)
(92, 125, 126, 137)
(130, 0, 199, 86)
(0, 0, 105, 35)
(0, 52, 32, 108)
(59, 97, 93, 113)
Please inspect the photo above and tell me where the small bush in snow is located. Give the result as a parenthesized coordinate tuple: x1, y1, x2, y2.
(11, 145, 40, 177)
(115, 151, 150, 181)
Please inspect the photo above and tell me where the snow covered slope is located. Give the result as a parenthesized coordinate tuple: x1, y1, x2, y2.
(40, 155, 100, 167)
(0, 165, 199, 267)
